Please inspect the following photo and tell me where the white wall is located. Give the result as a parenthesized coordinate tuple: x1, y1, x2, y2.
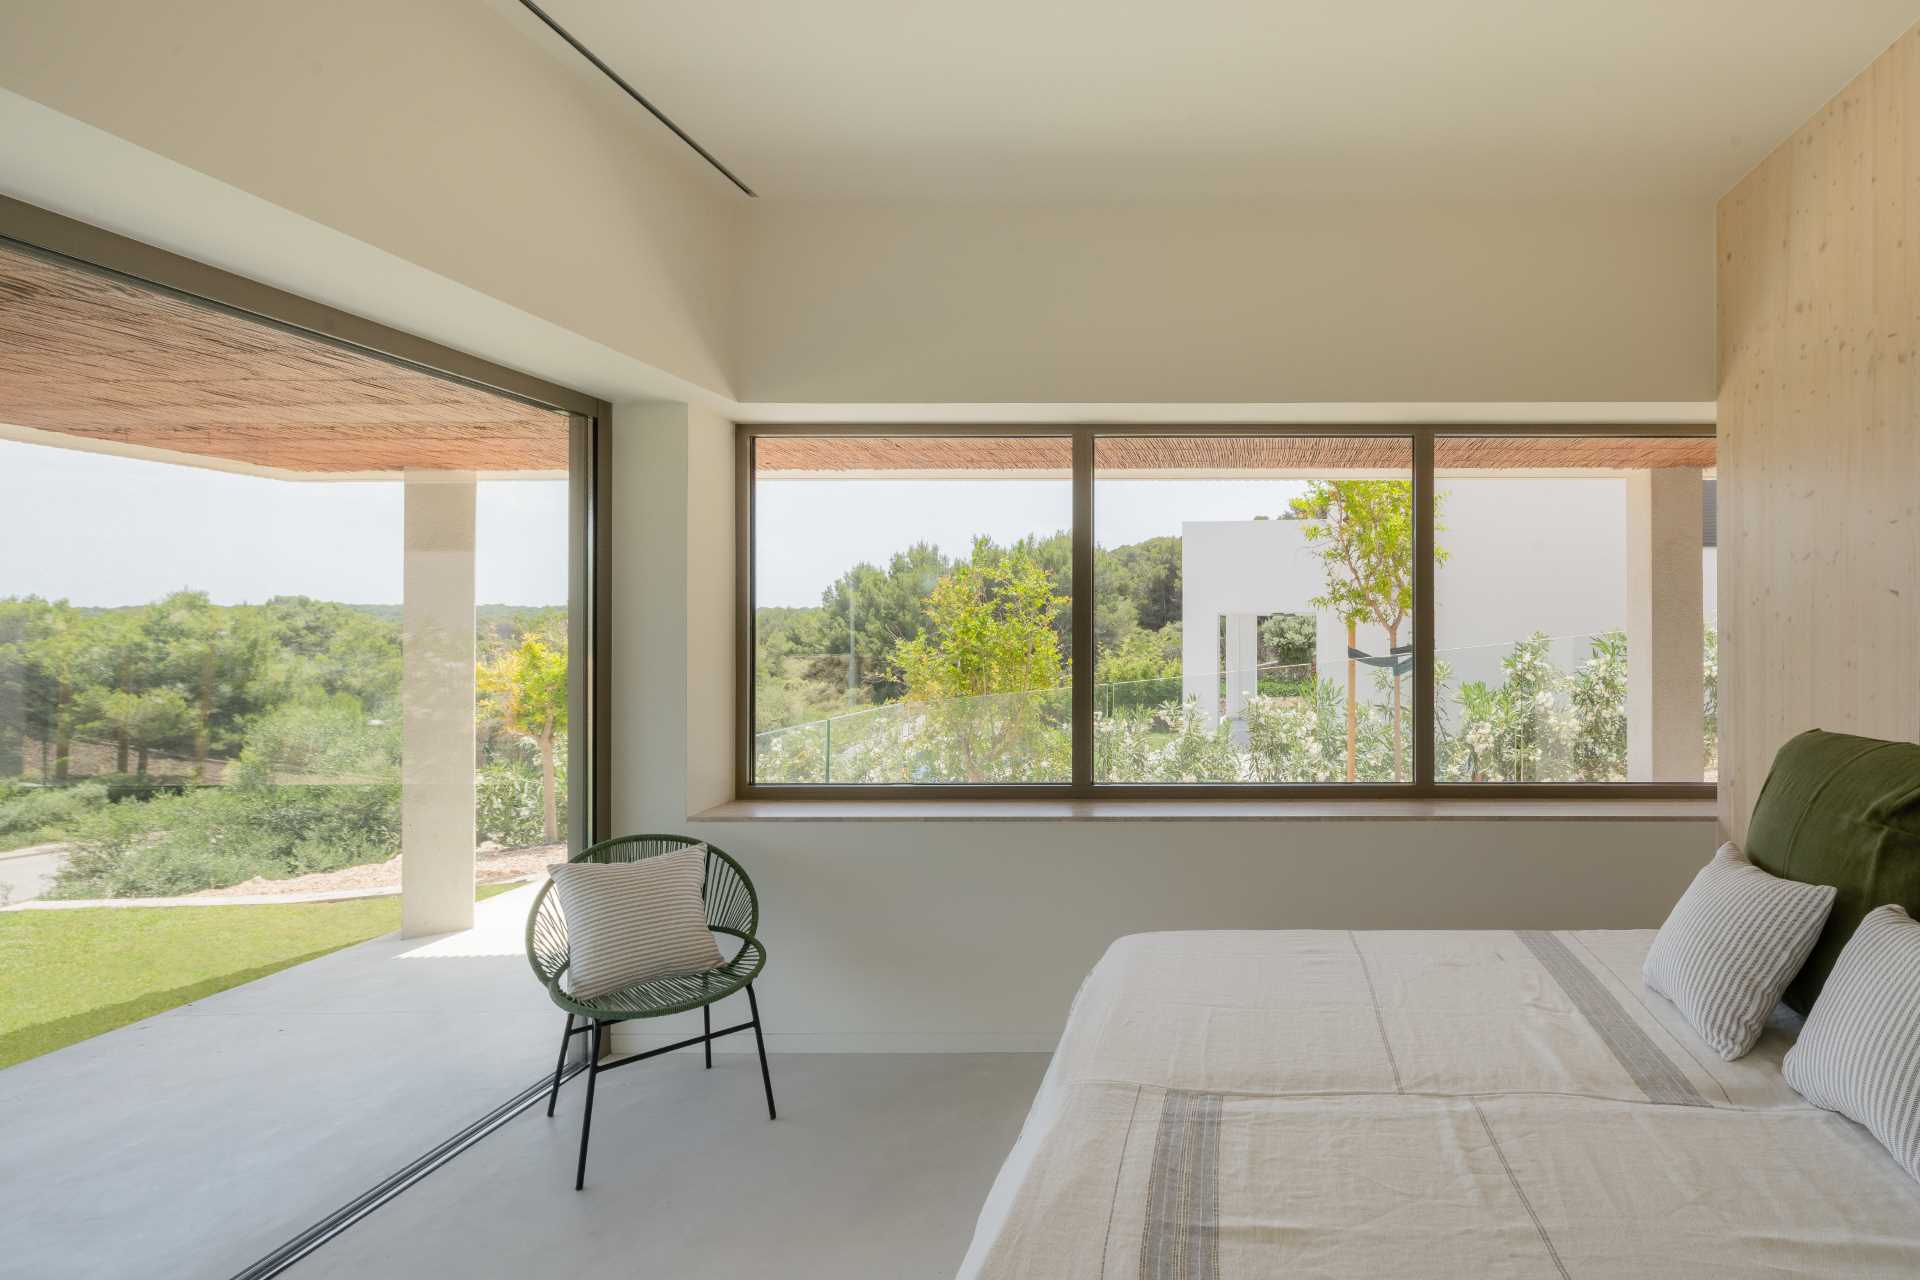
(735, 199, 1714, 406)
(625, 814, 1714, 1054)
(1180, 479, 1719, 711)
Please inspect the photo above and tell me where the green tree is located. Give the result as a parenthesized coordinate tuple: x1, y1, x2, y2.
(894, 542, 1065, 701)
(23, 601, 88, 782)
(1102, 536, 1183, 632)
(143, 591, 277, 780)
(1288, 481, 1429, 780)
(479, 633, 569, 843)
(819, 542, 953, 703)
(889, 542, 1067, 782)
(72, 608, 155, 774)
(1258, 612, 1315, 671)
(76, 686, 192, 778)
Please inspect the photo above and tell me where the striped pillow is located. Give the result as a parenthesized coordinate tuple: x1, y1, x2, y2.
(549, 847, 724, 999)
(1642, 842, 1836, 1060)
(1783, 905, 1920, 1183)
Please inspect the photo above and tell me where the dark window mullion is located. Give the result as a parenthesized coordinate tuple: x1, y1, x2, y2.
(1413, 430, 1437, 789)
(1071, 429, 1095, 794)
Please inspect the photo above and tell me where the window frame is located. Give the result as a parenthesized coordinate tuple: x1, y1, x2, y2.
(736, 422, 1717, 803)
(0, 194, 615, 847)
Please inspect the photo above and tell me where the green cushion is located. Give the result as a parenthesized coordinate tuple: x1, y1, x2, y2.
(1745, 729, 1920, 1015)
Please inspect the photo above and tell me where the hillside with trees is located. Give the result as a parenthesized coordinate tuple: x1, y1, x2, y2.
(0, 594, 567, 897)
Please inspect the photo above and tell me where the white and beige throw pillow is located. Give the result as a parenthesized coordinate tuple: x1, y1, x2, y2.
(549, 846, 723, 999)
(1642, 842, 1836, 1060)
(1784, 905, 1920, 1183)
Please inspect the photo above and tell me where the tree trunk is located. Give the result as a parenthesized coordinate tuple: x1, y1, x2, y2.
(195, 646, 213, 783)
(539, 722, 558, 845)
(116, 657, 131, 774)
(136, 745, 149, 777)
(54, 682, 71, 782)
(1388, 623, 1403, 782)
(1345, 620, 1357, 783)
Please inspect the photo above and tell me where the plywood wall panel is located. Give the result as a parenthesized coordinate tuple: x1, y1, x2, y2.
(1717, 24, 1920, 842)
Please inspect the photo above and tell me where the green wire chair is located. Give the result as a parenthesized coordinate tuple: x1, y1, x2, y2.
(527, 833, 774, 1190)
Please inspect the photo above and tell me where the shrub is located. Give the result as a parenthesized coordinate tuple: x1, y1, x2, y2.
(49, 782, 399, 899)
(0, 780, 109, 849)
(477, 742, 569, 849)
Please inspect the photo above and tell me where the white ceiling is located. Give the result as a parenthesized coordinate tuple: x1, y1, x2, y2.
(537, 0, 1920, 202)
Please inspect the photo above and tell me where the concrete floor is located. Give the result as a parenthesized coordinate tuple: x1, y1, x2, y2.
(0, 882, 565, 1279)
(288, 1051, 1047, 1280)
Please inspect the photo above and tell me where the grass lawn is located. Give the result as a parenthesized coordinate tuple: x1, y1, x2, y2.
(0, 882, 520, 1070)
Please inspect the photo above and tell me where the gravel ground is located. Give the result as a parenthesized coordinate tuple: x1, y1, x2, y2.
(197, 842, 567, 898)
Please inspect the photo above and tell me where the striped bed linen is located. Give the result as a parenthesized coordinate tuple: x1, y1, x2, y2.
(957, 930, 1920, 1279)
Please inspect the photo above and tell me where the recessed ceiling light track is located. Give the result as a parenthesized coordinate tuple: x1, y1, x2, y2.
(516, 0, 757, 197)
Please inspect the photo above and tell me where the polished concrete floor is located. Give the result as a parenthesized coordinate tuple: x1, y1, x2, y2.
(288, 1051, 1048, 1279)
(0, 883, 566, 1279)
(0, 878, 1047, 1280)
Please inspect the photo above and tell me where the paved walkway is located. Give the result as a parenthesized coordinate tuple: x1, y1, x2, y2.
(0, 881, 563, 1279)
(0, 842, 66, 905)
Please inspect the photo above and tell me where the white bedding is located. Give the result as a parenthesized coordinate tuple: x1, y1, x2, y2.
(957, 930, 1920, 1278)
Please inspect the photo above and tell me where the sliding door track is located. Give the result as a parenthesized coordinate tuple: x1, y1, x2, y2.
(227, 1061, 586, 1280)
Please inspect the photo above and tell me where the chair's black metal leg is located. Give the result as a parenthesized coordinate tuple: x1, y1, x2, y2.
(747, 984, 776, 1121)
(703, 1004, 712, 1069)
(574, 1021, 602, 1191)
(546, 1013, 575, 1117)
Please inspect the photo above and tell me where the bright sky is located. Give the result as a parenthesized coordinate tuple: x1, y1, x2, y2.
(754, 477, 1307, 607)
(0, 440, 568, 607)
(0, 440, 1315, 612)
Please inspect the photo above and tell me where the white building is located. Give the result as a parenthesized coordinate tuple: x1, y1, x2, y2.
(1181, 475, 1716, 771)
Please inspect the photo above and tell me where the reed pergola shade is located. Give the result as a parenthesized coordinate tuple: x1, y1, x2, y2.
(0, 241, 567, 474)
(755, 434, 1716, 474)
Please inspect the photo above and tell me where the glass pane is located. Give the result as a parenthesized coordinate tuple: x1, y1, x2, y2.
(0, 236, 581, 1273)
(1433, 435, 1717, 783)
(751, 435, 1073, 784)
(1093, 435, 1415, 784)
(0, 238, 573, 1028)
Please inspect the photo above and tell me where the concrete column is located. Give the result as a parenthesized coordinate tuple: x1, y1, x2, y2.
(402, 471, 477, 937)
(1626, 469, 1704, 781)
(1223, 612, 1259, 745)
(1181, 614, 1214, 728)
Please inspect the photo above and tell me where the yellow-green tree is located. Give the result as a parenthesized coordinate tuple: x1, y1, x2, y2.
(889, 543, 1067, 782)
(479, 635, 568, 843)
(892, 544, 1064, 701)
(1288, 481, 1442, 781)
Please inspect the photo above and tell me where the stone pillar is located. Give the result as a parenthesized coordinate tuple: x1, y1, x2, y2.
(1626, 469, 1705, 781)
(402, 471, 477, 937)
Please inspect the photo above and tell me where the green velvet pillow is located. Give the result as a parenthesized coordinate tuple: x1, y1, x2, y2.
(1745, 729, 1920, 1015)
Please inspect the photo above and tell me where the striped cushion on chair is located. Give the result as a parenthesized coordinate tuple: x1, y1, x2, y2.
(1642, 842, 1836, 1060)
(549, 847, 724, 1000)
(1784, 905, 1920, 1183)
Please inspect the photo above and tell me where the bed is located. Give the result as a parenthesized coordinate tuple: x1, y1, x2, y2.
(957, 929, 1920, 1278)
